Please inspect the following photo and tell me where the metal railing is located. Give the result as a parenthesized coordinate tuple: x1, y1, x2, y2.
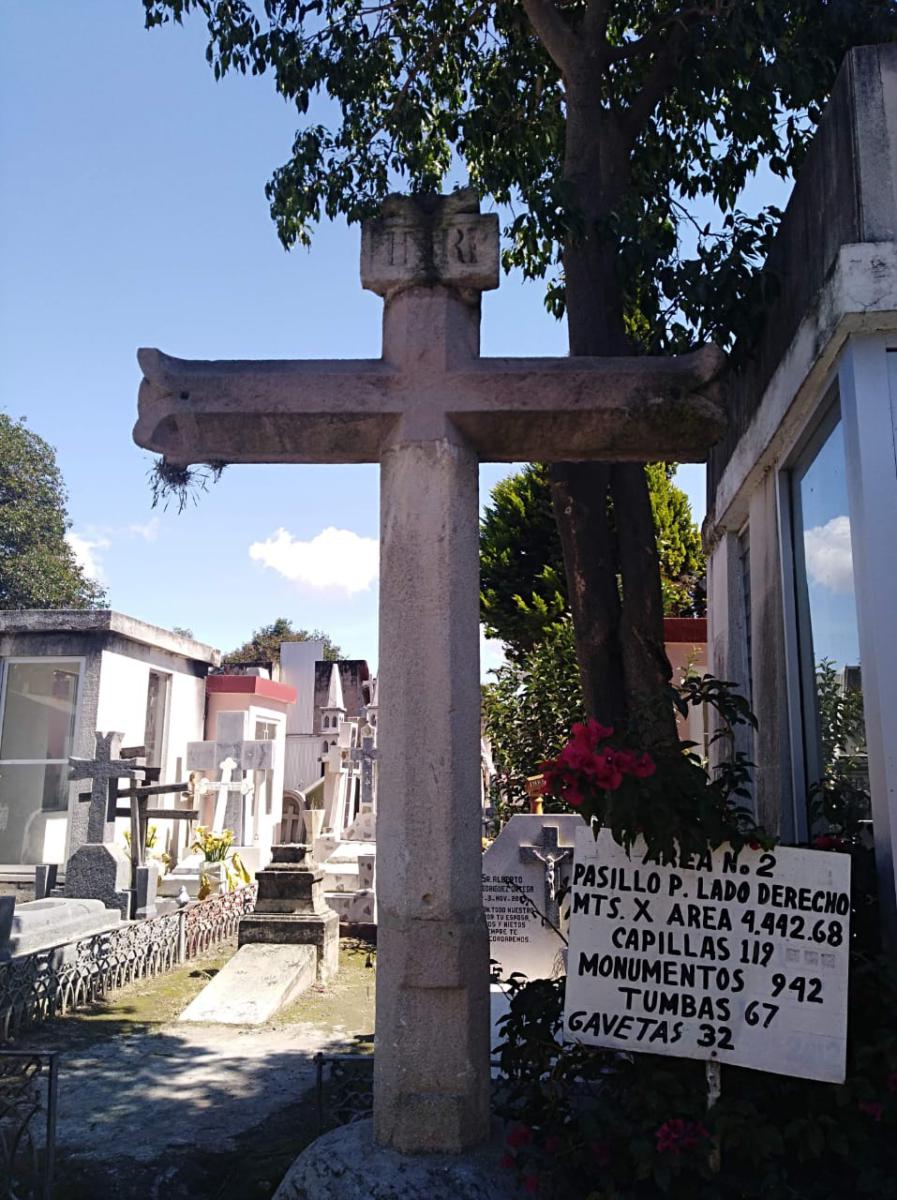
(0, 1051, 57, 1200)
(0, 886, 257, 1042)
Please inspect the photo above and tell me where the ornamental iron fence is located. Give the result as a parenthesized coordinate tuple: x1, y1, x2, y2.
(0, 886, 256, 1042)
(0, 1051, 57, 1200)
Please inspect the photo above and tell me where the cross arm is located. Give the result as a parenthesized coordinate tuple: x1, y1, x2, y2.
(448, 345, 726, 462)
(135, 348, 398, 465)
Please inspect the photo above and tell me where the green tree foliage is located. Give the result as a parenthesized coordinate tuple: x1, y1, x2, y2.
(142, 0, 895, 727)
(482, 618, 584, 813)
(222, 617, 341, 665)
(0, 413, 106, 611)
(481, 462, 703, 658)
(142, 1, 894, 350)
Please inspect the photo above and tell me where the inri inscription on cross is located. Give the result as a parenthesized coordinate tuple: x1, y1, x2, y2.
(134, 189, 725, 1157)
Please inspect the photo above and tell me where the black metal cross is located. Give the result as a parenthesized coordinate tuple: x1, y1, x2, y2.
(519, 825, 575, 928)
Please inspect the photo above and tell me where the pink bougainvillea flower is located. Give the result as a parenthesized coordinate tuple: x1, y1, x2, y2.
(858, 1100, 883, 1122)
(656, 1118, 709, 1156)
(631, 752, 656, 779)
(506, 1124, 534, 1149)
(590, 1139, 612, 1167)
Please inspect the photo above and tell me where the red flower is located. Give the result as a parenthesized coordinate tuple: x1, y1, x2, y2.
(506, 1124, 534, 1149)
(656, 1118, 710, 1156)
(522, 1174, 540, 1195)
(813, 834, 849, 852)
(631, 752, 656, 779)
(748, 839, 761, 851)
(858, 1100, 883, 1122)
(543, 1135, 562, 1154)
(590, 1139, 612, 1167)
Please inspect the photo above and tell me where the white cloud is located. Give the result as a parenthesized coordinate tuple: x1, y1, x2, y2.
(127, 517, 160, 542)
(66, 531, 110, 582)
(804, 515, 855, 594)
(249, 526, 379, 595)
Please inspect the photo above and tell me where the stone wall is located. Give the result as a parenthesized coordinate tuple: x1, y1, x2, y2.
(708, 44, 897, 499)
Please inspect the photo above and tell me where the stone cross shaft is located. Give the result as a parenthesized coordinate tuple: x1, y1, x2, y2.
(69, 731, 145, 844)
(519, 825, 575, 929)
(350, 735, 378, 809)
(134, 190, 725, 1156)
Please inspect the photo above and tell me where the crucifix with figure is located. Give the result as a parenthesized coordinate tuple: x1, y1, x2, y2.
(134, 189, 724, 1156)
(520, 824, 575, 930)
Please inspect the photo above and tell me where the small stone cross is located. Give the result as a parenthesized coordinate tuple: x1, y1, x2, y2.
(69, 732, 145, 843)
(350, 735, 378, 810)
(134, 189, 724, 1156)
(519, 825, 575, 929)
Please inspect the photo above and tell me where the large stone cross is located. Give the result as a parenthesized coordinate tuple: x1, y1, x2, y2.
(520, 824, 575, 929)
(69, 731, 145, 843)
(134, 190, 724, 1156)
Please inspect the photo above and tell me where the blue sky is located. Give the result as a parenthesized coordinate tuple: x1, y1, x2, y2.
(2, 2, 720, 673)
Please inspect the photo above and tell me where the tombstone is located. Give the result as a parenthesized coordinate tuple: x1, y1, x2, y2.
(65, 842, 132, 917)
(33, 864, 58, 900)
(238, 844, 339, 981)
(0, 896, 15, 952)
(135, 863, 160, 920)
(482, 814, 579, 982)
(135, 190, 724, 1169)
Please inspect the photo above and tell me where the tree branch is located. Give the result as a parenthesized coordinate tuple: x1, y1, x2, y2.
(521, 0, 580, 76)
(583, 0, 613, 43)
(619, 23, 691, 145)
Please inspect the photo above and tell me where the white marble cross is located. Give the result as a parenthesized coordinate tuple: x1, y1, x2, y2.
(186, 711, 273, 839)
(69, 731, 145, 843)
(134, 189, 724, 1156)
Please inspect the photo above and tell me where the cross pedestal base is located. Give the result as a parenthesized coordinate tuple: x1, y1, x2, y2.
(272, 1119, 518, 1200)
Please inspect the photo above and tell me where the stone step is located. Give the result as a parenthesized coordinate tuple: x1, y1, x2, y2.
(321, 841, 376, 863)
(323, 863, 360, 893)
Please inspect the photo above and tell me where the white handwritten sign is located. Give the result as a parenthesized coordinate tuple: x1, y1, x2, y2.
(563, 827, 851, 1083)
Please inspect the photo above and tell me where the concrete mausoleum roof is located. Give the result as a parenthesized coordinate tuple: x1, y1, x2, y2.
(0, 609, 221, 666)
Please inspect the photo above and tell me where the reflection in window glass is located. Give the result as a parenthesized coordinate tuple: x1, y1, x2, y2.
(791, 415, 869, 839)
(0, 660, 81, 864)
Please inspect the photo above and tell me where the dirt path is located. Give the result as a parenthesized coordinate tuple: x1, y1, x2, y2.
(15, 939, 375, 1199)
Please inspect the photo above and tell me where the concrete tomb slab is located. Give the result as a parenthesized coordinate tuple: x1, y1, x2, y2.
(178, 942, 317, 1025)
(1, 896, 121, 959)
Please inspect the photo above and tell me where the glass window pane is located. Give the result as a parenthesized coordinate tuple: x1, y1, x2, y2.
(0, 763, 70, 864)
(792, 415, 869, 834)
(0, 662, 80, 761)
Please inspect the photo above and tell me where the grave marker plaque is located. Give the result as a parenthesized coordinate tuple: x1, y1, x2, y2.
(563, 827, 851, 1083)
(482, 815, 579, 981)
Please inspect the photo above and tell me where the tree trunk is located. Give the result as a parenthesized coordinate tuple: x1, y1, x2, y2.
(550, 79, 677, 744)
